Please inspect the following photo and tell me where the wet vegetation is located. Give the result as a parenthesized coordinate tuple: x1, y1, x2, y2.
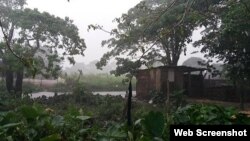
(62, 74, 136, 92)
(1, 87, 250, 140)
(0, 0, 250, 140)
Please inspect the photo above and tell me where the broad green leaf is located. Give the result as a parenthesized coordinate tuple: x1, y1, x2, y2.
(134, 119, 142, 126)
(75, 116, 91, 121)
(142, 111, 165, 137)
(0, 123, 21, 129)
(6, 136, 13, 141)
(78, 128, 90, 134)
(40, 134, 61, 141)
(51, 115, 64, 127)
(98, 125, 127, 139)
(128, 131, 133, 141)
(19, 106, 39, 119)
(139, 135, 151, 141)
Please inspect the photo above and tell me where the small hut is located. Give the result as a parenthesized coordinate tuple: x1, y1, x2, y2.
(135, 66, 206, 100)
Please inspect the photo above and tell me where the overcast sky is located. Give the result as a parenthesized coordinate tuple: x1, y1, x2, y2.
(26, 0, 204, 68)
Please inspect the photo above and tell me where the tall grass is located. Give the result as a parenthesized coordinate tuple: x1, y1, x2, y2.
(65, 73, 136, 91)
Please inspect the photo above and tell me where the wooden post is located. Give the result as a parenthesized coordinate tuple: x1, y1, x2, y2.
(200, 70, 204, 96)
(208, 75, 211, 88)
(166, 69, 174, 112)
(166, 79, 170, 111)
(127, 80, 132, 126)
(239, 83, 245, 110)
(188, 71, 191, 95)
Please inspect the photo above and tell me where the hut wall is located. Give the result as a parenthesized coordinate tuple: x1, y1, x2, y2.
(136, 68, 162, 99)
(174, 70, 184, 91)
(136, 70, 150, 99)
(160, 68, 168, 96)
(155, 69, 161, 91)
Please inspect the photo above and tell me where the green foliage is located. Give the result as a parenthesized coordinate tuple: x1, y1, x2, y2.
(0, 0, 86, 80)
(0, 80, 8, 93)
(142, 111, 165, 138)
(0, 104, 94, 140)
(173, 104, 250, 125)
(128, 111, 168, 141)
(148, 89, 186, 110)
(34, 92, 125, 122)
(170, 90, 187, 109)
(97, 124, 127, 141)
(1, 0, 250, 139)
(149, 90, 167, 105)
(193, 0, 250, 82)
(60, 74, 136, 91)
(91, 0, 197, 76)
(1, 90, 250, 141)
(40, 134, 61, 141)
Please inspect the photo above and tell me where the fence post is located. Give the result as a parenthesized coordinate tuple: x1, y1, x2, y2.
(127, 80, 132, 126)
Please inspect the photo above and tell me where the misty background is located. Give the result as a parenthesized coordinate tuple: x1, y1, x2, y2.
(26, 0, 206, 73)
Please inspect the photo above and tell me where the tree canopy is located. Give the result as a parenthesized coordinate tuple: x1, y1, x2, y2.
(194, 0, 250, 82)
(0, 0, 86, 95)
(89, 0, 250, 84)
(90, 0, 208, 76)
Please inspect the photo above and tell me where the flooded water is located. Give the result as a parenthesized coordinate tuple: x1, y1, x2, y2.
(30, 92, 65, 98)
(92, 91, 136, 98)
(31, 91, 136, 98)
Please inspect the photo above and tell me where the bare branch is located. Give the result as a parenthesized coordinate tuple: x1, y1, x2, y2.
(87, 24, 112, 34)
(138, 40, 158, 62)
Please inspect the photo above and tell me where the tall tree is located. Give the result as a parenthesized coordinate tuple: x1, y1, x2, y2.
(195, 0, 250, 81)
(193, 0, 250, 109)
(90, 0, 197, 76)
(0, 0, 86, 97)
(0, 0, 26, 95)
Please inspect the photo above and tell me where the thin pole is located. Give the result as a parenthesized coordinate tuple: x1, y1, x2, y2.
(127, 80, 132, 126)
(166, 80, 170, 112)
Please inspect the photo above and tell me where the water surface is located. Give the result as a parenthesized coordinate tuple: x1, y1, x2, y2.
(31, 91, 136, 98)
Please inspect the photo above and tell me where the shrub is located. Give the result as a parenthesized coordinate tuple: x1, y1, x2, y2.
(173, 104, 250, 125)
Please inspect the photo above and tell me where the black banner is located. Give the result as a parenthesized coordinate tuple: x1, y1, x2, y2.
(170, 125, 250, 140)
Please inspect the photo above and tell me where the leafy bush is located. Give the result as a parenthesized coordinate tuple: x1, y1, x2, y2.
(34, 91, 126, 123)
(170, 90, 187, 109)
(148, 89, 187, 110)
(62, 74, 136, 91)
(173, 104, 250, 125)
(0, 104, 93, 140)
(128, 111, 169, 141)
(0, 81, 8, 93)
(149, 90, 167, 105)
(97, 124, 127, 141)
(1, 86, 250, 141)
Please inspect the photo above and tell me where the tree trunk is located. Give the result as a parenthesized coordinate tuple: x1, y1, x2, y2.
(171, 59, 178, 66)
(15, 69, 23, 98)
(5, 69, 14, 93)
